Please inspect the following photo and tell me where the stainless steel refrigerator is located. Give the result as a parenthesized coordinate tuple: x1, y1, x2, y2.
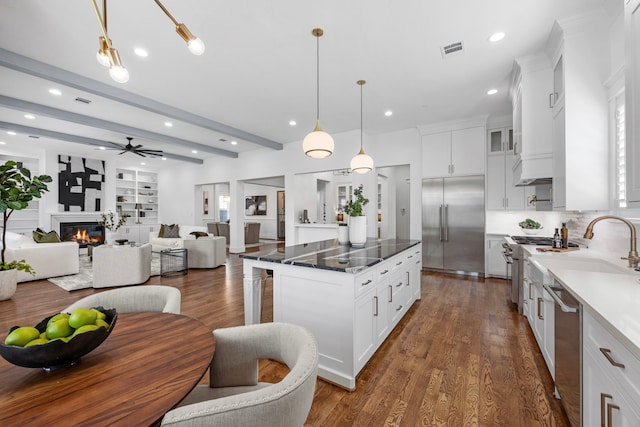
(422, 176, 485, 276)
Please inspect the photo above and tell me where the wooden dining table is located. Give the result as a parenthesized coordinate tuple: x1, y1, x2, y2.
(0, 312, 215, 427)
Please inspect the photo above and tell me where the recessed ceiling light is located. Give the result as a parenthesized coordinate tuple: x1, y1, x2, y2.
(487, 89, 498, 95)
(24, 114, 35, 119)
(289, 120, 297, 126)
(98, 146, 106, 150)
(134, 48, 149, 57)
(140, 162, 146, 166)
(384, 110, 393, 117)
(7, 131, 16, 135)
(162, 157, 167, 160)
(49, 88, 62, 96)
(0, 141, 5, 145)
(231, 141, 237, 145)
(164, 121, 173, 127)
(192, 150, 198, 154)
(489, 32, 505, 43)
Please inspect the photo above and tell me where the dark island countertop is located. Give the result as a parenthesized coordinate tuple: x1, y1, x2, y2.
(240, 238, 421, 273)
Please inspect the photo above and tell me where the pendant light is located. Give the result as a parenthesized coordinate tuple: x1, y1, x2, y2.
(350, 80, 374, 174)
(303, 28, 334, 159)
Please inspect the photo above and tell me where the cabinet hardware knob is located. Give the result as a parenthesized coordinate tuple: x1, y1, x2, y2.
(599, 348, 625, 368)
(607, 402, 620, 427)
(537, 297, 543, 320)
(396, 305, 403, 312)
(380, 269, 389, 275)
(396, 261, 403, 266)
(361, 279, 372, 287)
(373, 296, 378, 316)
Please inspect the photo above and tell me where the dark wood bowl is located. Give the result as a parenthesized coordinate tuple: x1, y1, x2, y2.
(0, 308, 117, 370)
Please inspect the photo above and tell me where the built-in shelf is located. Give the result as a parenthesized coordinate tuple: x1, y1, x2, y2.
(115, 168, 158, 225)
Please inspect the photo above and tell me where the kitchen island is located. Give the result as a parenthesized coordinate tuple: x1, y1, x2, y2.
(240, 238, 421, 389)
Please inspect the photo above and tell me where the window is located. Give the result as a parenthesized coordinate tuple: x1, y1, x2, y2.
(614, 92, 626, 208)
(218, 195, 230, 222)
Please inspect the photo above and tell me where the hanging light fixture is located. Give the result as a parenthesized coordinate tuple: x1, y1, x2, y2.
(303, 28, 334, 159)
(350, 80, 374, 174)
(91, 0, 204, 83)
(91, 0, 129, 83)
(153, 0, 205, 55)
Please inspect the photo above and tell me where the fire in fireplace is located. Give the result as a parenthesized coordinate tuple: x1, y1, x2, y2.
(60, 222, 105, 248)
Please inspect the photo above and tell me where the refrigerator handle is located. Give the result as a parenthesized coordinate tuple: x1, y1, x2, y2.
(439, 204, 443, 241)
(443, 204, 449, 241)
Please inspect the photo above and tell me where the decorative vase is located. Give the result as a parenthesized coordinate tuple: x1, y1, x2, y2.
(0, 269, 18, 301)
(349, 216, 367, 248)
(104, 230, 118, 245)
(338, 224, 349, 245)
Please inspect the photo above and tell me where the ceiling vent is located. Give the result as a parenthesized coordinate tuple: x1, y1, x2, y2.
(74, 97, 91, 104)
(28, 135, 40, 138)
(440, 41, 464, 58)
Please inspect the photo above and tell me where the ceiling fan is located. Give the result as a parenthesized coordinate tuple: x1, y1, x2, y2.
(106, 137, 163, 157)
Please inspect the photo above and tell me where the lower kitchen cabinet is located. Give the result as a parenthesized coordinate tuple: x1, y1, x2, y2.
(486, 234, 509, 278)
(583, 308, 640, 426)
(524, 257, 555, 378)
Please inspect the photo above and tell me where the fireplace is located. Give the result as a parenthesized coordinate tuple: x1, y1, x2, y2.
(60, 222, 105, 248)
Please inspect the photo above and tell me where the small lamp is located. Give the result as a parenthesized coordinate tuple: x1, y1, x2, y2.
(134, 203, 143, 224)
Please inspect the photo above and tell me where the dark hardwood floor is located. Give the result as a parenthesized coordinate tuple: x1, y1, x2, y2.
(0, 242, 569, 427)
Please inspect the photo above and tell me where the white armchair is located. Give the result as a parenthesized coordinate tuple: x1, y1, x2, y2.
(92, 243, 151, 288)
(161, 322, 318, 427)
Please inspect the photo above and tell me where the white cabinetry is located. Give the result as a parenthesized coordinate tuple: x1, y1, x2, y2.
(486, 127, 531, 210)
(121, 224, 159, 244)
(248, 244, 421, 390)
(509, 54, 553, 186)
(583, 308, 640, 426)
(486, 235, 509, 278)
(116, 169, 159, 225)
(422, 127, 485, 178)
(625, 0, 640, 205)
(524, 258, 555, 378)
(547, 14, 610, 211)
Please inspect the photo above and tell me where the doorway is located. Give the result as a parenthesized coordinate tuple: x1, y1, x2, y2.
(277, 191, 285, 240)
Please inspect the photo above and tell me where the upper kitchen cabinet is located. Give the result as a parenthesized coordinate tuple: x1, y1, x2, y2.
(486, 126, 532, 210)
(546, 12, 610, 211)
(421, 124, 485, 178)
(509, 54, 553, 187)
(625, 0, 640, 205)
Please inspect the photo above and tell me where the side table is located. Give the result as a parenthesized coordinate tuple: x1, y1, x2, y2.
(160, 248, 188, 276)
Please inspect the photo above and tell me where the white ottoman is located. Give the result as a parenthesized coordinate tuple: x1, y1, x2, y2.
(92, 243, 152, 288)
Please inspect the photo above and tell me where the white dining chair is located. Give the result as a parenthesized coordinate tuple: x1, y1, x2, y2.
(161, 322, 318, 427)
(63, 285, 181, 314)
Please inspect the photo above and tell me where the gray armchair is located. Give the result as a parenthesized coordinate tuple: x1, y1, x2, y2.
(244, 222, 261, 244)
(64, 285, 181, 314)
(161, 322, 318, 427)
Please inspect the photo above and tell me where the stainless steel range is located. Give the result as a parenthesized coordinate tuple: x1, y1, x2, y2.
(502, 235, 578, 314)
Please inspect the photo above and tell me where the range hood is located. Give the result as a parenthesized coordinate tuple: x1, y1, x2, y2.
(512, 152, 552, 187)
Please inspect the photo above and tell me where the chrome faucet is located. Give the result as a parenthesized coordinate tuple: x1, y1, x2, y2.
(583, 215, 640, 268)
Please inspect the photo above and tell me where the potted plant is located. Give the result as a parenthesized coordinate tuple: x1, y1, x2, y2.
(98, 210, 127, 244)
(0, 160, 52, 300)
(343, 185, 369, 247)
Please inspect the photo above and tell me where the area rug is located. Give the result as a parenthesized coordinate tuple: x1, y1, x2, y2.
(48, 255, 161, 292)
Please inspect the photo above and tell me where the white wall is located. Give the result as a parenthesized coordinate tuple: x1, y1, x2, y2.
(243, 183, 282, 239)
(158, 126, 422, 250)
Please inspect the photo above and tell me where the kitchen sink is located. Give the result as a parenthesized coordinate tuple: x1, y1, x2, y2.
(531, 257, 635, 275)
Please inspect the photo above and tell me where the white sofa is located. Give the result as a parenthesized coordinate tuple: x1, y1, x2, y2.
(1, 231, 79, 282)
(149, 225, 226, 269)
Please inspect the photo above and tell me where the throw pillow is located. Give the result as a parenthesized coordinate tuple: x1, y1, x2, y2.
(158, 224, 177, 238)
(33, 229, 61, 243)
(190, 231, 209, 239)
(163, 224, 180, 238)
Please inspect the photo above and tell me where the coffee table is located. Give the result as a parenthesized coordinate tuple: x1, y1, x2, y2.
(0, 312, 215, 426)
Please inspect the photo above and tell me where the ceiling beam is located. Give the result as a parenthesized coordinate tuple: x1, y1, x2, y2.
(0, 48, 283, 151)
(0, 121, 204, 164)
(0, 95, 238, 158)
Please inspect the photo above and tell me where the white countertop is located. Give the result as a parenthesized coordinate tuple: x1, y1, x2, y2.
(528, 248, 640, 361)
(294, 223, 339, 228)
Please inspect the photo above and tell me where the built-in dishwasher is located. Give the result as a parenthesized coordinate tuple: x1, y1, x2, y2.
(545, 279, 581, 427)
